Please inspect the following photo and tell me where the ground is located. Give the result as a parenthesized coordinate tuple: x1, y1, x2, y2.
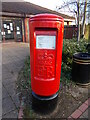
(2, 42, 30, 118)
(17, 57, 89, 119)
(1, 42, 89, 119)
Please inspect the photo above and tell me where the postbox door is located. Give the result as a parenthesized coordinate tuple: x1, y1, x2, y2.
(34, 30, 57, 80)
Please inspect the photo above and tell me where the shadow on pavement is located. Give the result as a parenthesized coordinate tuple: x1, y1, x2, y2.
(32, 96, 58, 115)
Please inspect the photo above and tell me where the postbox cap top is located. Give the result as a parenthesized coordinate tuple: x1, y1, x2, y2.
(30, 13, 64, 22)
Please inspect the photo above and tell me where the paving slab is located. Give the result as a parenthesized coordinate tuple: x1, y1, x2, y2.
(0, 99, 2, 117)
(2, 86, 9, 99)
(2, 109, 18, 118)
(12, 94, 20, 108)
(3, 77, 17, 86)
(2, 72, 14, 81)
(4, 82, 17, 97)
(2, 42, 30, 118)
(2, 96, 16, 115)
(0, 86, 2, 99)
(82, 109, 88, 118)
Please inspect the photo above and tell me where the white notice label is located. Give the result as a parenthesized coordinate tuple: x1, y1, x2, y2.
(36, 35, 56, 49)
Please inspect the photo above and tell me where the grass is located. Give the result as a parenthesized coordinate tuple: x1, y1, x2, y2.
(17, 56, 31, 97)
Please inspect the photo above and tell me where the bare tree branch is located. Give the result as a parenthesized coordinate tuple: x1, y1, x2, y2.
(58, 1, 77, 10)
(56, 0, 88, 41)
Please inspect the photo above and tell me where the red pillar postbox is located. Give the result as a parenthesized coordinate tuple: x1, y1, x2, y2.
(29, 14, 64, 100)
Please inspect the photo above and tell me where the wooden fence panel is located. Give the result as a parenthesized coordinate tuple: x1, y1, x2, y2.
(64, 25, 77, 39)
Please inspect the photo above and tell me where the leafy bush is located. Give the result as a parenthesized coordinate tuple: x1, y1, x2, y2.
(86, 43, 90, 53)
(62, 38, 88, 67)
(61, 38, 88, 83)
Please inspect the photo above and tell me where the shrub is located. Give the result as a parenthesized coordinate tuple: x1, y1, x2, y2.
(61, 38, 88, 82)
(62, 38, 88, 67)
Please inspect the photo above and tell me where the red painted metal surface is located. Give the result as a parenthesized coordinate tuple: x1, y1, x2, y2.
(29, 14, 64, 96)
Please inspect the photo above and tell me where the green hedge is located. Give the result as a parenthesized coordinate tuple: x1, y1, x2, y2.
(61, 38, 88, 83)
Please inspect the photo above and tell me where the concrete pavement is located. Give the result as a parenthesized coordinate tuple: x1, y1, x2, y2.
(2, 42, 30, 118)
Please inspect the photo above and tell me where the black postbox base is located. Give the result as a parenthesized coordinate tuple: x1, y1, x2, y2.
(32, 91, 58, 101)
